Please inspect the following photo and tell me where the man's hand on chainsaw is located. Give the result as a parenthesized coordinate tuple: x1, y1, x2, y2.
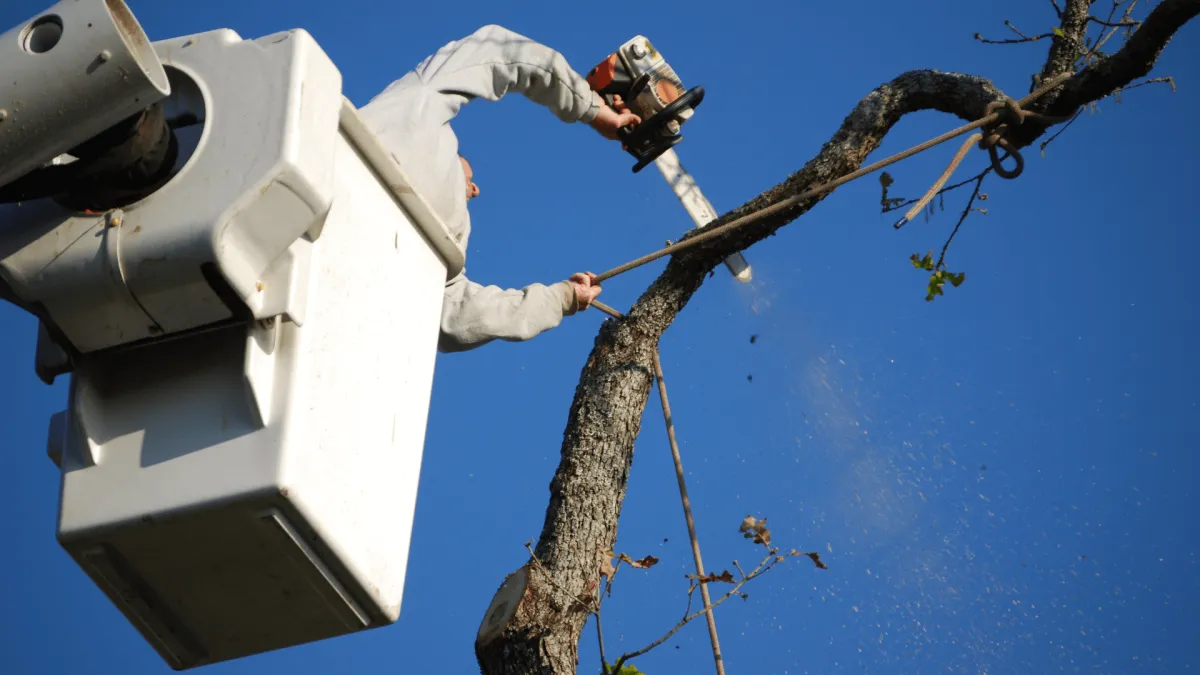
(569, 272, 601, 311)
(589, 96, 641, 141)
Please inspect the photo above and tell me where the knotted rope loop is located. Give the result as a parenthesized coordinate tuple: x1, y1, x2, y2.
(893, 86, 1076, 229)
(978, 98, 1028, 179)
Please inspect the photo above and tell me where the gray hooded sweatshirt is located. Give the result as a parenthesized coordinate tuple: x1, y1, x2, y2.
(358, 25, 606, 353)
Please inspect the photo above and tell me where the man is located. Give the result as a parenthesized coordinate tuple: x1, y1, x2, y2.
(359, 25, 641, 353)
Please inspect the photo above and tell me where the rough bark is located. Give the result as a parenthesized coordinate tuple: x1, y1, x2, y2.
(475, 2, 1200, 672)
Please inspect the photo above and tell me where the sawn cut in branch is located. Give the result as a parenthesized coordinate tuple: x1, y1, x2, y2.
(474, 2, 1200, 672)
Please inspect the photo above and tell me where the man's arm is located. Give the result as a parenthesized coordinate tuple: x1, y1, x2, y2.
(361, 25, 617, 353)
(412, 24, 606, 127)
(437, 272, 580, 353)
(414, 25, 612, 352)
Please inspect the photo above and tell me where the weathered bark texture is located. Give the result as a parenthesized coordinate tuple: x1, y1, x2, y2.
(475, 2, 1200, 673)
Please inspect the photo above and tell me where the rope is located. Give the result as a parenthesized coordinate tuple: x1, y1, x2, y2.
(893, 95, 1074, 228)
(578, 71, 1077, 674)
(590, 299, 726, 675)
(592, 70, 1076, 284)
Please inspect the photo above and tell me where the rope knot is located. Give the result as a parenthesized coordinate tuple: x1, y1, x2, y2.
(978, 98, 1026, 179)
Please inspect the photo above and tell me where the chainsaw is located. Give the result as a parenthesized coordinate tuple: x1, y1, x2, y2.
(586, 35, 705, 173)
(585, 36, 750, 281)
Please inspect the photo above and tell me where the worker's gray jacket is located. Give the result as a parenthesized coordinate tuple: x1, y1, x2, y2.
(359, 25, 605, 353)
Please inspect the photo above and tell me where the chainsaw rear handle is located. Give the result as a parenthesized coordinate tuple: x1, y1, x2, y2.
(618, 85, 706, 173)
(617, 85, 706, 144)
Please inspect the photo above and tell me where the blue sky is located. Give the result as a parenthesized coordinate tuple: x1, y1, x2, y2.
(1, 1, 1198, 673)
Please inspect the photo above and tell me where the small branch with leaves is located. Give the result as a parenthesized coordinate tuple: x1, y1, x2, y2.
(879, 167, 990, 301)
(913, 0, 1182, 302)
(907, 169, 990, 301)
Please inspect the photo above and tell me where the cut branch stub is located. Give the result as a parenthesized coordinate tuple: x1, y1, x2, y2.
(476, 566, 529, 649)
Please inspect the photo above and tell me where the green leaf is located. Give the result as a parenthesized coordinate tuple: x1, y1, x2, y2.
(1053, 27, 1065, 37)
(606, 664, 645, 675)
(910, 251, 935, 271)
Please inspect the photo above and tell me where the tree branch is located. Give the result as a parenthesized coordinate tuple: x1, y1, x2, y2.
(976, 32, 1055, 45)
(1037, 0, 1199, 119)
(474, 3, 1200, 671)
(1084, 0, 1142, 63)
(975, 20, 1055, 45)
(1090, 16, 1140, 29)
(1037, 0, 1093, 88)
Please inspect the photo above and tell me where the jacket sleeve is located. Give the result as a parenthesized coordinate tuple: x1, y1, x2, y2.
(438, 272, 579, 353)
(412, 24, 604, 127)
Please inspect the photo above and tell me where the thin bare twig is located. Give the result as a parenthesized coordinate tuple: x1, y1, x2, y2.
(975, 30, 1055, 45)
(1040, 72, 1173, 156)
(936, 170, 990, 270)
(609, 551, 780, 672)
(1115, 75, 1177, 95)
(1039, 108, 1085, 155)
(1005, 19, 1040, 39)
(683, 583, 697, 619)
(607, 548, 820, 672)
(1090, 16, 1140, 28)
(1051, 0, 1063, 18)
(732, 560, 748, 580)
(599, 557, 624, 605)
(882, 169, 991, 214)
(1085, 0, 1142, 62)
(596, 613, 609, 674)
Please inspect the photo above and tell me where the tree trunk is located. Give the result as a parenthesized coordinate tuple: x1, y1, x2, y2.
(475, 1, 1200, 672)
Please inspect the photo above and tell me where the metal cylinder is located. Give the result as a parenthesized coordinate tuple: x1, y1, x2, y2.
(0, 0, 170, 190)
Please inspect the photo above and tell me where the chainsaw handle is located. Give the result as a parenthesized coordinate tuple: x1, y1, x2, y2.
(612, 84, 706, 173)
(618, 85, 705, 147)
(662, 85, 705, 120)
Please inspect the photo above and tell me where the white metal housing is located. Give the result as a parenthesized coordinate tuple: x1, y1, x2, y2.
(11, 27, 464, 669)
(0, 23, 461, 356)
(0, 0, 170, 189)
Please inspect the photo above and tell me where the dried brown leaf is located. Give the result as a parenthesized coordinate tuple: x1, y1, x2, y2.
(618, 553, 660, 569)
(687, 570, 736, 584)
(806, 552, 828, 570)
(739, 515, 772, 547)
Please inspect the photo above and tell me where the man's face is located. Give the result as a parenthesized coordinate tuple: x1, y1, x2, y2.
(460, 155, 480, 201)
